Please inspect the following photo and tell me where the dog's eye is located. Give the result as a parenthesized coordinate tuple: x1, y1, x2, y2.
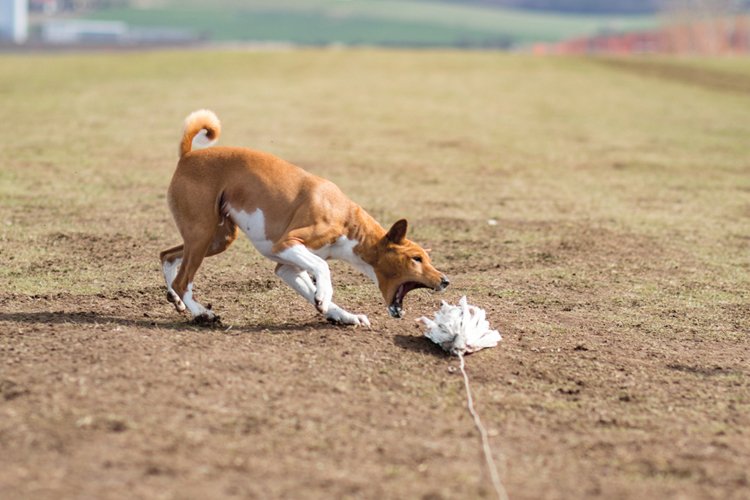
(412, 256, 423, 263)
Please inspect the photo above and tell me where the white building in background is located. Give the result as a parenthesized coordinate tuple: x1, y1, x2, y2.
(42, 19, 128, 44)
(40, 19, 199, 45)
(0, 0, 28, 44)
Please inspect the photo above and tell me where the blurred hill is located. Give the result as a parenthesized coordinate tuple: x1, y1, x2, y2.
(439, 0, 659, 15)
(82, 0, 656, 48)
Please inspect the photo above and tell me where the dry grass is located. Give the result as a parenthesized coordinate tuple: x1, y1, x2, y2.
(0, 49, 748, 499)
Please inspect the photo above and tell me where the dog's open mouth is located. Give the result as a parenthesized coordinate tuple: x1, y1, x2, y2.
(388, 281, 429, 318)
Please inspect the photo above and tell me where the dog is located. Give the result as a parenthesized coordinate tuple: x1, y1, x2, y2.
(160, 110, 449, 326)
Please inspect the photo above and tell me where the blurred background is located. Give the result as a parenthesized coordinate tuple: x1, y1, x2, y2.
(1, 0, 749, 54)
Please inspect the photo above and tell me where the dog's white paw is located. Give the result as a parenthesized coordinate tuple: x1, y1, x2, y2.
(326, 307, 371, 328)
(355, 314, 371, 328)
(167, 289, 186, 312)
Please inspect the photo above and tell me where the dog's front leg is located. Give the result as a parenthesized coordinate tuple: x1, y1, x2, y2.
(274, 263, 370, 327)
(275, 245, 333, 313)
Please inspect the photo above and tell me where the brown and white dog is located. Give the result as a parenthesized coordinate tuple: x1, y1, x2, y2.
(160, 110, 449, 326)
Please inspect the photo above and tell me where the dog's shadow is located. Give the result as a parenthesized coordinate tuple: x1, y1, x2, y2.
(393, 334, 448, 358)
(0, 310, 321, 334)
(2, 312, 454, 349)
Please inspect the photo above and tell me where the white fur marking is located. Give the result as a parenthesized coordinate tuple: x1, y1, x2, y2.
(277, 245, 333, 313)
(275, 264, 317, 302)
(313, 236, 377, 283)
(275, 264, 369, 327)
(162, 258, 181, 289)
(227, 207, 275, 258)
(183, 282, 212, 318)
(326, 305, 371, 327)
(183, 109, 220, 153)
(162, 258, 186, 311)
(191, 128, 217, 150)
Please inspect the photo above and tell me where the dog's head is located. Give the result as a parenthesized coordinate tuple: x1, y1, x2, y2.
(372, 219, 449, 318)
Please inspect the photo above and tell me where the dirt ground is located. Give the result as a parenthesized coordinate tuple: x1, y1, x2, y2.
(1, 50, 749, 499)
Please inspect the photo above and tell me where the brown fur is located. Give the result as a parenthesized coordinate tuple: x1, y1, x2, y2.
(179, 109, 221, 158)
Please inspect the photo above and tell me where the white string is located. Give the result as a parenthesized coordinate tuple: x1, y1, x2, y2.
(458, 352, 509, 500)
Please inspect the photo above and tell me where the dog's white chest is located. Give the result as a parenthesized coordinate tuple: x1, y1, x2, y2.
(314, 236, 377, 283)
(313, 236, 355, 260)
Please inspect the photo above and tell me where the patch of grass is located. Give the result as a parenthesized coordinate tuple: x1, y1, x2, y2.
(5, 49, 746, 298)
(1, 49, 749, 499)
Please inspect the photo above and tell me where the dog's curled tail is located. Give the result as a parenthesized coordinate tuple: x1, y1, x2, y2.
(179, 109, 221, 158)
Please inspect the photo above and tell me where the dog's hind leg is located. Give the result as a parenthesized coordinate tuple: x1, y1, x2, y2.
(160, 244, 186, 312)
(160, 218, 239, 317)
(208, 217, 239, 257)
(170, 231, 216, 323)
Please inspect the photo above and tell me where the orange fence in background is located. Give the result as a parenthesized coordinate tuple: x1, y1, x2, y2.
(533, 15, 750, 55)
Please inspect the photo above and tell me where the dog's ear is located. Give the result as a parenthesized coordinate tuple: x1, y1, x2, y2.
(386, 219, 408, 244)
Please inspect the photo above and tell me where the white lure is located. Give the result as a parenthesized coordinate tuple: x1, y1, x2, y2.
(419, 296, 508, 499)
(418, 296, 502, 355)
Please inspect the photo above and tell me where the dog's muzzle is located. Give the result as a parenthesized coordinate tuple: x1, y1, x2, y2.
(437, 275, 450, 292)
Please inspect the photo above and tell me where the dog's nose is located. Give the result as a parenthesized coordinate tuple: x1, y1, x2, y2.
(440, 276, 450, 290)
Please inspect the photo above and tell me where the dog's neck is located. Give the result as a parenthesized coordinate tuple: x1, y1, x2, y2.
(346, 204, 387, 269)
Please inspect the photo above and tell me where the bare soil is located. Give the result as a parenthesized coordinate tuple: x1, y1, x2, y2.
(1, 50, 748, 499)
(2, 220, 748, 499)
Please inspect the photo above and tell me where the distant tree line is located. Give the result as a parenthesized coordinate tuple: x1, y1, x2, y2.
(443, 0, 660, 14)
(453, 0, 750, 14)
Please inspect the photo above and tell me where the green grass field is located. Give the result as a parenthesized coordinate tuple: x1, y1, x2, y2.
(1, 50, 748, 498)
(85, 0, 657, 46)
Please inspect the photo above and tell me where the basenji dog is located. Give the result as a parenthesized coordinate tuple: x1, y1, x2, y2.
(160, 110, 449, 326)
